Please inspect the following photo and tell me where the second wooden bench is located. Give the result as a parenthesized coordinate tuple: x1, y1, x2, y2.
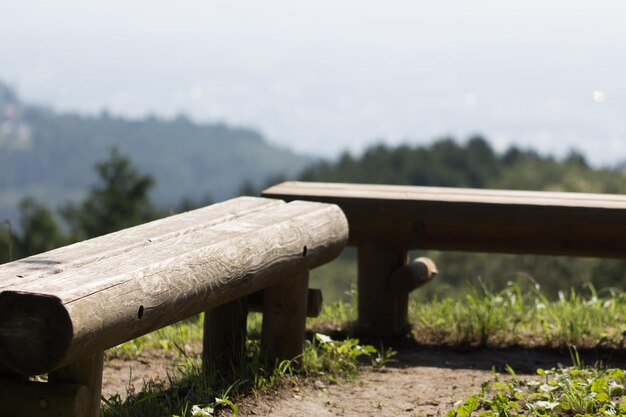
(263, 181, 626, 336)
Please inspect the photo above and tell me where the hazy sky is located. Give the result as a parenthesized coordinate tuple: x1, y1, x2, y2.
(2, 1, 626, 164)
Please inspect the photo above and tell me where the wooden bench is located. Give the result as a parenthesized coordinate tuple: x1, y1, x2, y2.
(263, 181, 626, 336)
(0, 196, 348, 417)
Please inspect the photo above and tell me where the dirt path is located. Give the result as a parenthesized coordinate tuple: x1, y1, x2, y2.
(101, 344, 600, 416)
(234, 364, 489, 416)
(232, 346, 579, 417)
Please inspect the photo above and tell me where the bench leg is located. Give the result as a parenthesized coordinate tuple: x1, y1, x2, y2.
(261, 270, 309, 364)
(203, 297, 249, 375)
(0, 378, 90, 417)
(357, 244, 409, 337)
(0, 364, 27, 380)
(48, 351, 104, 417)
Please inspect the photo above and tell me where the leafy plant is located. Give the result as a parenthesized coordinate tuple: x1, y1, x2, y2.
(448, 363, 626, 417)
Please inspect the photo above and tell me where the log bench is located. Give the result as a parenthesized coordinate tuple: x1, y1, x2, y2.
(0, 196, 348, 417)
(263, 181, 626, 336)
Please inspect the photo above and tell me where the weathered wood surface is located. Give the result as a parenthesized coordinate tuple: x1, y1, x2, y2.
(0, 197, 348, 375)
(263, 181, 626, 258)
(0, 197, 282, 291)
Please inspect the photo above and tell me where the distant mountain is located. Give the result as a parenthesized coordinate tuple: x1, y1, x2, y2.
(0, 81, 311, 224)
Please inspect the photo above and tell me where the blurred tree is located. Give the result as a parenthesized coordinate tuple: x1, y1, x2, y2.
(175, 193, 214, 213)
(0, 219, 16, 264)
(61, 147, 159, 240)
(17, 197, 64, 257)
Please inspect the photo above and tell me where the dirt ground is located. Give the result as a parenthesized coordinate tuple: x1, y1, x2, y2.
(232, 346, 585, 417)
(102, 342, 201, 399)
(101, 344, 624, 416)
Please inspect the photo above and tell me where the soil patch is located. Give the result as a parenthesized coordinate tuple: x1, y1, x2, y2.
(102, 342, 201, 400)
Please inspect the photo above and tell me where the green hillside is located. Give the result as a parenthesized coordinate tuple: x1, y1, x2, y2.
(0, 81, 309, 223)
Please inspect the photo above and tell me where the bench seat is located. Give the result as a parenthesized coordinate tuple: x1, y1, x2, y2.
(263, 181, 626, 257)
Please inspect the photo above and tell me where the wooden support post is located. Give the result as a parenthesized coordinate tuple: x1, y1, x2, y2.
(0, 363, 27, 380)
(261, 270, 309, 364)
(48, 351, 104, 417)
(357, 244, 409, 337)
(248, 288, 324, 318)
(0, 378, 90, 417)
(203, 297, 249, 375)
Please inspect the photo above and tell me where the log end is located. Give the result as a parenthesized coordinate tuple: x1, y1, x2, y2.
(0, 291, 73, 375)
(389, 257, 438, 294)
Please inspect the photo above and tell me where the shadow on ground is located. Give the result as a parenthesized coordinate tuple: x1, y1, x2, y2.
(387, 343, 626, 375)
(309, 328, 626, 374)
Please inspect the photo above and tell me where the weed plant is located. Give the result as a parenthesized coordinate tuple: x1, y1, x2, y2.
(448, 349, 626, 416)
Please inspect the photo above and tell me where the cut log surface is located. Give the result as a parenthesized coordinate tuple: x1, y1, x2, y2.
(389, 257, 438, 294)
(263, 181, 626, 258)
(0, 197, 348, 376)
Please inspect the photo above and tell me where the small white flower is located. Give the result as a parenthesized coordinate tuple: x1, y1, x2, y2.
(539, 383, 558, 393)
(530, 400, 559, 411)
(191, 404, 215, 416)
(609, 381, 624, 394)
(315, 333, 333, 344)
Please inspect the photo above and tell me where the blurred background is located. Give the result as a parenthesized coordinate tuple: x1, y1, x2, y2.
(2, 0, 626, 300)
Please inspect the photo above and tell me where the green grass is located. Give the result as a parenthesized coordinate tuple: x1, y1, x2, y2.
(410, 282, 626, 348)
(307, 281, 626, 349)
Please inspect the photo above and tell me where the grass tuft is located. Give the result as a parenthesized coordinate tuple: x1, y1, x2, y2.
(410, 282, 626, 348)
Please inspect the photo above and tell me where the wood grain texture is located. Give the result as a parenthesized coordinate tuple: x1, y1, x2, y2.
(0, 378, 90, 417)
(0, 198, 348, 375)
(263, 181, 626, 257)
(0, 197, 282, 291)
